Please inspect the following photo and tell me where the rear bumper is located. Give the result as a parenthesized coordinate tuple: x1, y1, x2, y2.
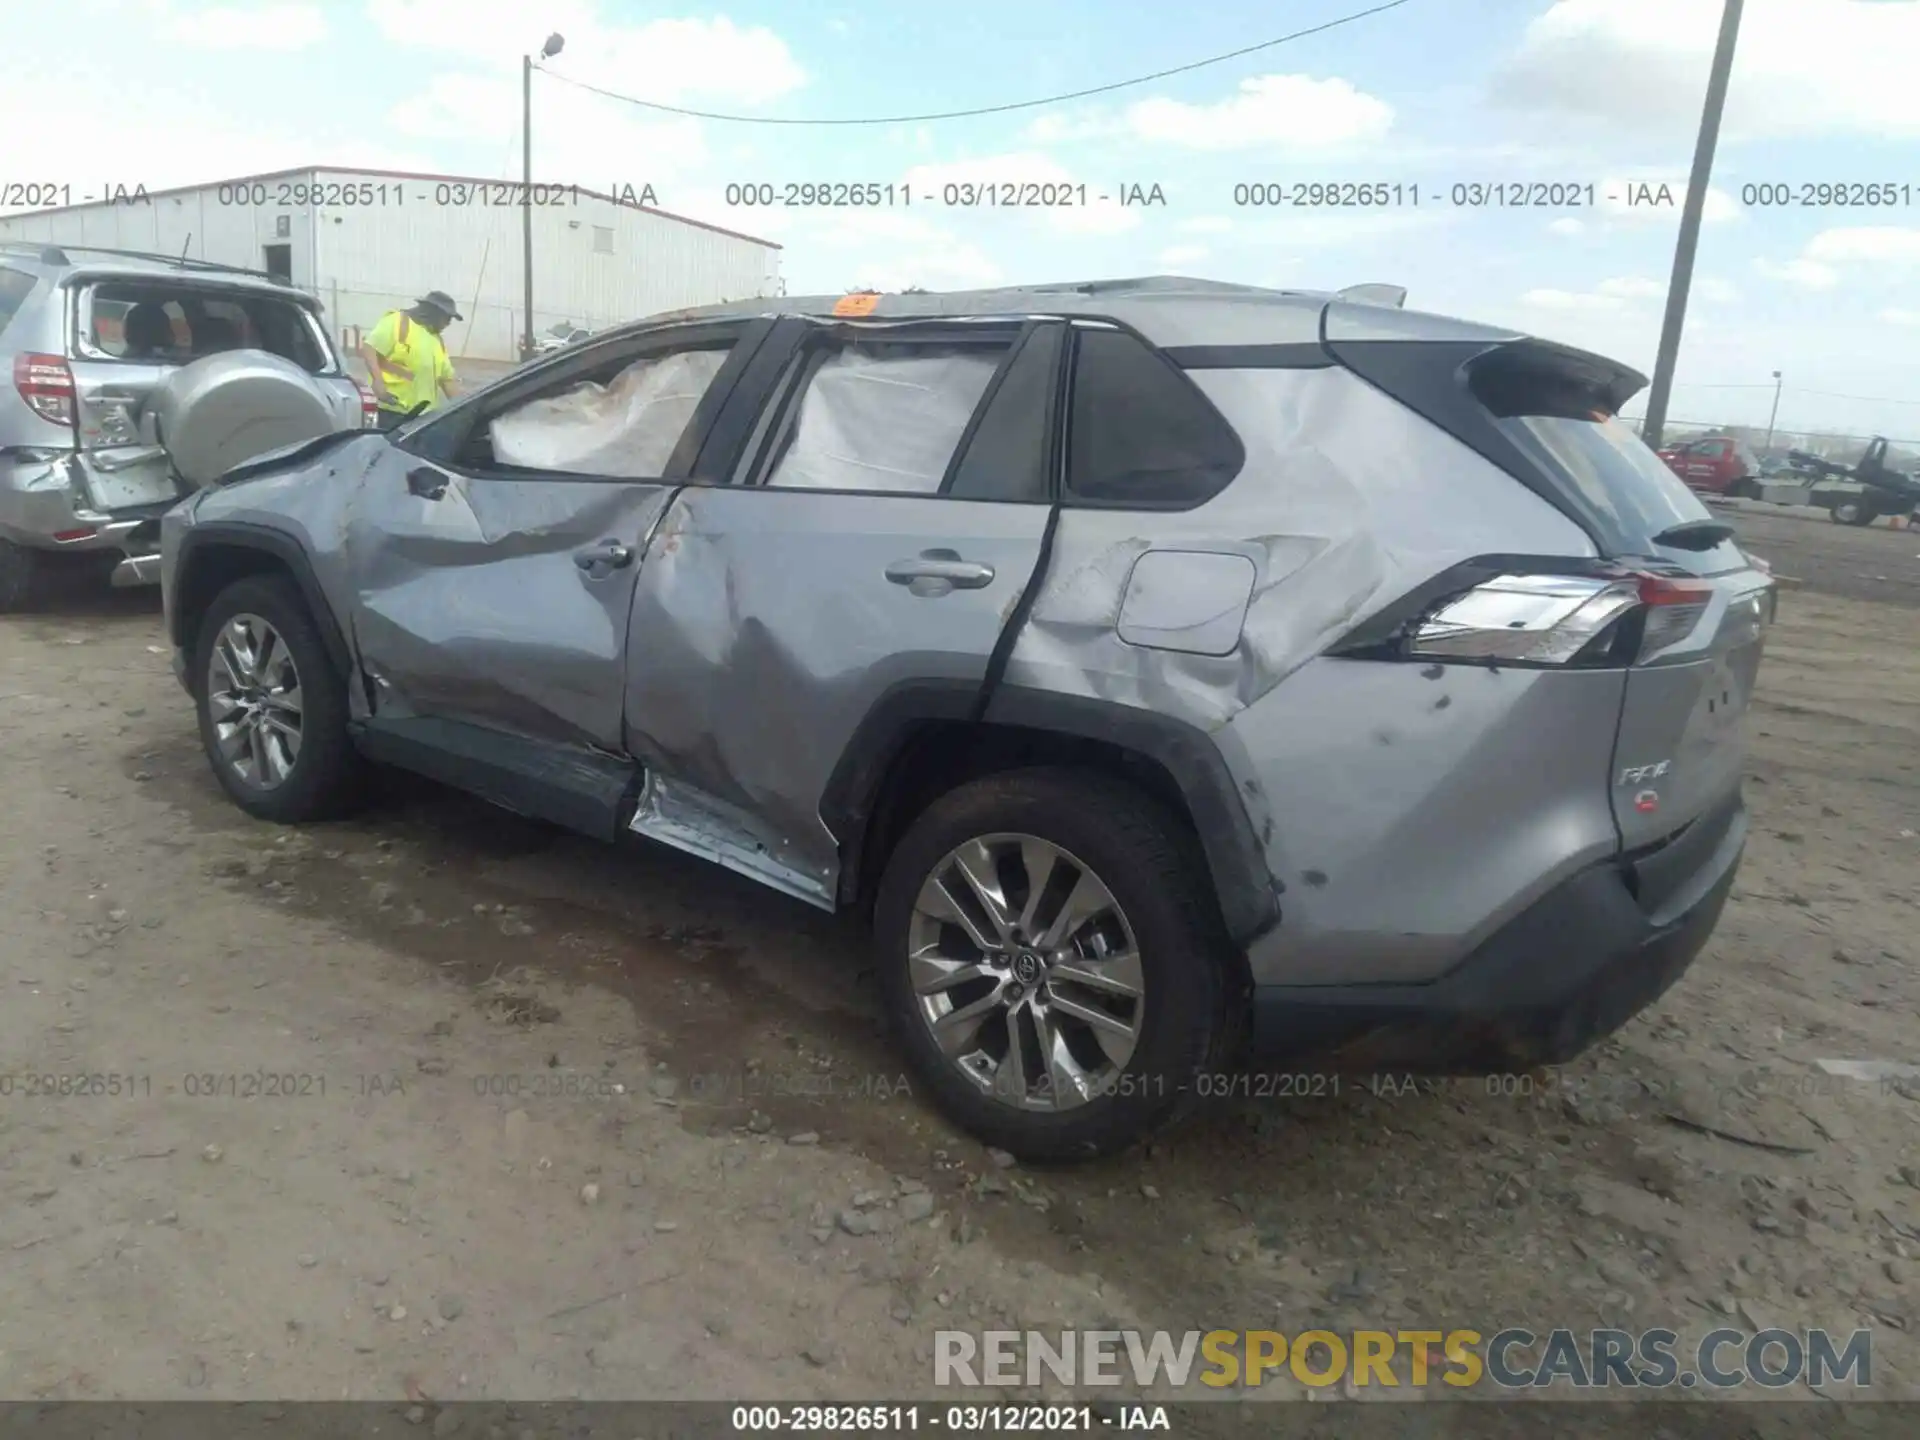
(0, 451, 171, 569)
(1247, 795, 1746, 1071)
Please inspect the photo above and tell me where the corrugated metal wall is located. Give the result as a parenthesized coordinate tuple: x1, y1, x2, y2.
(0, 184, 313, 287)
(1, 168, 782, 363)
(313, 169, 781, 361)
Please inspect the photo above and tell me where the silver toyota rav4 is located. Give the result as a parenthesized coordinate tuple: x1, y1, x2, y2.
(159, 278, 1774, 1160)
(0, 242, 365, 609)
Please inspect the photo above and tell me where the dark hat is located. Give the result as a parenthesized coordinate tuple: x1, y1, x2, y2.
(414, 290, 464, 321)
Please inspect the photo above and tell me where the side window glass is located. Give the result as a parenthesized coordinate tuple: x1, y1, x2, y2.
(1066, 328, 1244, 507)
(483, 344, 735, 477)
(762, 342, 1005, 494)
(945, 325, 1061, 503)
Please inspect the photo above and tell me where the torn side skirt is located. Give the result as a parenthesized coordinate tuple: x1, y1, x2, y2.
(626, 773, 836, 911)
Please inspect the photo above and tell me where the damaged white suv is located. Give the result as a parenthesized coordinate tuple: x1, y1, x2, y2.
(0, 242, 367, 609)
(160, 278, 1773, 1160)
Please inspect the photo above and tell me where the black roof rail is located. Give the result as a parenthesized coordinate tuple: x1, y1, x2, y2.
(0, 239, 290, 284)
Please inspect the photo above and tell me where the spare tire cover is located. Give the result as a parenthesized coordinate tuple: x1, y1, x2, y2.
(146, 350, 343, 489)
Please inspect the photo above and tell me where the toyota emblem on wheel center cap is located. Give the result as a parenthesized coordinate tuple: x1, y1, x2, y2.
(1012, 952, 1043, 985)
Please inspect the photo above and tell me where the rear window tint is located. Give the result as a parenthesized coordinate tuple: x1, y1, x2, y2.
(1066, 328, 1243, 507)
(0, 266, 38, 339)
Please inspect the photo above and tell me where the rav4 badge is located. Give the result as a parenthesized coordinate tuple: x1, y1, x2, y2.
(1618, 760, 1672, 786)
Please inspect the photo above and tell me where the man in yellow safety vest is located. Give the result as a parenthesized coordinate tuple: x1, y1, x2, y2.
(359, 290, 462, 429)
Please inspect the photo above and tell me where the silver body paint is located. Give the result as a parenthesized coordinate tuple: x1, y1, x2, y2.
(163, 276, 1766, 999)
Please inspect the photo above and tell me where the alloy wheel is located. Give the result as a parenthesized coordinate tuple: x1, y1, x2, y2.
(906, 833, 1145, 1112)
(206, 612, 304, 789)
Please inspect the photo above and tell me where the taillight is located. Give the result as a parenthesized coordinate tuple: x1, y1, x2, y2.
(1402, 568, 1712, 667)
(13, 352, 75, 426)
(1632, 573, 1713, 659)
(355, 380, 378, 429)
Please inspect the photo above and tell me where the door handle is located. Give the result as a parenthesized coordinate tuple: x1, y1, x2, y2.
(405, 465, 448, 501)
(885, 549, 995, 593)
(574, 539, 635, 574)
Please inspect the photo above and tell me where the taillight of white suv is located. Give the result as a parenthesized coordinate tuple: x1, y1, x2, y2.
(12, 352, 75, 426)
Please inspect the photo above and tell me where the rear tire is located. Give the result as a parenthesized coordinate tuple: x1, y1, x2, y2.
(873, 767, 1233, 1162)
(0, 538, 44, 613)
(193, 573, 367, 823)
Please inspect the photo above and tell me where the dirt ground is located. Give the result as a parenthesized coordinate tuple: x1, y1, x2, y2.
(2, 505, 1917, 1421)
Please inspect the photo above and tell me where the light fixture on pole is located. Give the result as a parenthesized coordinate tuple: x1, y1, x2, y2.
(522, 31, 566, 361)
(1640, 0, 1744, 452)
(1763, 369, 1782, 455)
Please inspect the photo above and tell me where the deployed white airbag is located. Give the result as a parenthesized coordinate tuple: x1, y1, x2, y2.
(767, 347, 1001, 493)
(489, 349, 727, 476)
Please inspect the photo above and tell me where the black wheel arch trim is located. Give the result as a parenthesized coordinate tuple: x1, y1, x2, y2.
(171, 521, 352, 680)
(819, 679, 1282, 947)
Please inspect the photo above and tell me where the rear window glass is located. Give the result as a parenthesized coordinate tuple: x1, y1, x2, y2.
(0, 266, 38, 339)
(81, 282, 330, 374)
(1469, 346, 1717, 555)
(1494, 412, 1715, 547)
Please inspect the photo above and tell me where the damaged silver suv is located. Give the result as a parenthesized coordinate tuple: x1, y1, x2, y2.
(0, 242, 365, 609)
(159, 278, 1774, 1160)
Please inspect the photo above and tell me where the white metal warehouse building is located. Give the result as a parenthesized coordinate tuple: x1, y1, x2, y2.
(0, 166, 783, 363)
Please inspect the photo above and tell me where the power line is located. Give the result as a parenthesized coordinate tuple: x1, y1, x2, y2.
(534, 0, 1415, 126)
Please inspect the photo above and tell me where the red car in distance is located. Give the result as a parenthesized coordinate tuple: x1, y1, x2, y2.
(1656, 435, 1762, 497)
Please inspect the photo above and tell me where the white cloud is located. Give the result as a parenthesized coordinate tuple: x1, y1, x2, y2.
(157, 2, 325, 48)
(1158, 245, 1211, 266)
(797, 211, 1002, 292)
(1122, 74, 1393, 151)
(1753, 226, 1920, 293)
(370, 3, 806, 107)
(1494, 0, 1920, 140)
(1522, 288, 1627, 312)
(0, 69, 434, 203)
(1754, 257, 1839, 291)
(1521, 272, 1741, 313)
(1597, 275, 1664, 299)
(1883, 308, 1920, 327)
(1548, 216, 1585, 237)
(1804, 227, 1920, 265)
(389, 73, 712, 185)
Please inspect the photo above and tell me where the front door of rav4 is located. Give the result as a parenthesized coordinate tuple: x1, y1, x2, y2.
(342, 320, 769, 752)
(621, 318, 1064, 907)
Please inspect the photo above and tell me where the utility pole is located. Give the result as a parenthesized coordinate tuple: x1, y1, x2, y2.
(1763, 369, 1783, 455)
(522, 33, 565, 362)
(1640, 0, 1744, 451)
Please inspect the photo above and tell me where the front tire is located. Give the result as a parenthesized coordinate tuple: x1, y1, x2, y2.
(1829, 497, 1871, 526)
(193, 574, 366, 822)
(873, 768, 1232, 1161)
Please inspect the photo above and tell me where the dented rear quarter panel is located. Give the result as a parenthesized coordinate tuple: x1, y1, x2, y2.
(1001, 364, 1620, 987)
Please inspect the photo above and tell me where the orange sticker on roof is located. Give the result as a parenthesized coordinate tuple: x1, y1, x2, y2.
(833, 292, 880, 316)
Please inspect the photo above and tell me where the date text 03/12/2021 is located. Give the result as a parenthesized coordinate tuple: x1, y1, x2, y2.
(728, 1404, 1171, 1433)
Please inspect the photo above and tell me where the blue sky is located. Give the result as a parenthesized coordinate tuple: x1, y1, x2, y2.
(8, 0, 1920, 438)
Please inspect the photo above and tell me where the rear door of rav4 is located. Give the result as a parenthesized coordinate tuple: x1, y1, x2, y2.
(1329, 330, 1776, 853)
